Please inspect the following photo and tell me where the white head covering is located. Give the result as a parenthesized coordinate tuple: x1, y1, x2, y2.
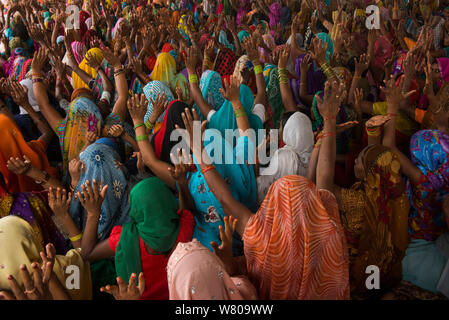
(257, 148, 302, 205)
(282, 112, 314, 170)
(19, 78, 40, 115)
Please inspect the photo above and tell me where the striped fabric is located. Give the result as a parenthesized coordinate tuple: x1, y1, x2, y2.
(243, 175, 350, 300)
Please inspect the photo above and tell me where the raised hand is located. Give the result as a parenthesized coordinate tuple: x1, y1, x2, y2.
(243, 36, 259, 63)
(219, 75, 241, 105)
(48, 187, 72, 220)
(315, 80, 346, 119)
(185, 46, 199, 73)
(380, 75, 416, 107)
(76, 179, 108, 216)
(149, 92, 169, 121)
(210, 216, 238, 275)
(10, 81, 29, 107)
(6, 155, 32, 175)
(0, 262, 52, 300)
(179, 107, 207, 161)
(108, 124, 124, 138)
(31, 47, 49, 73)
(85, 51, 101, 70)
(278, 44, 290, 69)
(355, 53, 370, 75)
(300, 54, 312, 74)
(101, 47, 121, 69)
(309, 37, 328, 65)
(127, 93, 148, 125)
(168, 148, 192, 185)
(204, 40, 215, 59)
(365, 114, 393, 129)
(100, 273, 145, 300)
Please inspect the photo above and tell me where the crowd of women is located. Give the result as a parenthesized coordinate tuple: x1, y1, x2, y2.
(0, 0, 448, 300)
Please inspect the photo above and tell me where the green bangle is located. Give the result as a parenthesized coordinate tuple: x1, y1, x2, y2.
(136, 134, 149, 142)
(189, 74, 199, 83)
(254, 64, 263, 75)
(133, 123, 145, 130)
(234, 107, 246, 118)
(145, 120, 155, 130)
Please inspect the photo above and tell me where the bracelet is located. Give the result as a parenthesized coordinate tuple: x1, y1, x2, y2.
(133, 123, 145, 130)
(254, 64, 263, 75)
(366, 126, 382, 136)
(32, 78, 44, 83)
(88, 79, 95, 89)
(200, 165, 215, 174)
(69, 233, 83, 242)
(189, 74, 199, 83)
(145, 120, 155, 130)
(32, 72, 44, 78)
(114, 68, 125, 76)
(136, 134, 149, 142)
(234, 107, 246, 118)
(314, 140, 322, 149)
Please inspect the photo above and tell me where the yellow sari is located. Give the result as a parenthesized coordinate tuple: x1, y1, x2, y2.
(72, 48, 104, 89)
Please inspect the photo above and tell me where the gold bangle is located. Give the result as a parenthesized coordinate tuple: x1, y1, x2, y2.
(69, 233, 83, 242)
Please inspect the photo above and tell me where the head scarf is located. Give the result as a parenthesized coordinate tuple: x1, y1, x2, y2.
(9, 37, 23, 51)
(194, 70, 225, 120)
(280, 6, 292, 26)
(437, 58, 449, 82)
(56, 35, 65, 44)
(348, 145, 409, 294)
(171, 11, 181, 27)
(167, 239, 258, 300)
(143, 80, 175, 124)
(178, 14, 194, 44)
(282, 112, 314, 168)
(0, 216, 92, 299)
(214, 48, 238, 77)
(238, 30, 250, 43)
(374, 36, 393, 70)
(72, 48, 104, 89)
(57, 97, 103, 176)
(112, 17, 125, 39)
(0, 115, 56, 193)
(69, 140, 130, 240)
(233, 55, 250, 84)
(257, 148, 302, 204)
(291, 54, 325, 106)
(269, 2, 282, 27)
(71, 41, 87, 65)
(243, 175, 350, 299)
(407, 130, 449, 241)
(218, 30, 235, 51)
(115, 178, 180, 283)
(150, 53, 177, 89)
(263, 64, 283, 128)
(151, 101, 188, 165)
(316, 33, 334, 63)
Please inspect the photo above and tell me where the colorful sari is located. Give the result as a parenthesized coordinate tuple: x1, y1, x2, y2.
(143, 80, 175, 125)
(72, 48, 104, 89)
(339, 145, 410, 297)
(70, 139, 130, 240)
(0, 216, 92, 300)
(194, 70, 225, 121)
(0, 186, 67, 254)
(168, 239, 258, 300)
(57, 96, 103, 176)
(243, 175, 350, 299)
(407, 130, 449, 241)
(263, 64, 283, 129)
(0, 114, 57, 193)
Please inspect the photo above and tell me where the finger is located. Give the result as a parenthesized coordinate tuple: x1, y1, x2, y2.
(137, 272, 145, 296)
(210, 241, 220, 254)
(117, 276, 127, 295)
(7, 274, 27, 300)
(100, 184, 109, 199)
(128, 273, 137, 292)
(92, 179, 99, 199)
(0, 290, 15, 300)
(19, 265, 34, 293)
(31, 262, 44, 292)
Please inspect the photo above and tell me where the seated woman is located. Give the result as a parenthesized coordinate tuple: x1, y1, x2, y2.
(179, 80, 350, 300)
(31, 47, 128, 182)
(69, 138, 130, 240)
(76, 177, 194, 300)
(0, 215, 92, 300)
(167, 236, 258, 300)
(382, 76, 449, 298)
(0, 113, 60, 193)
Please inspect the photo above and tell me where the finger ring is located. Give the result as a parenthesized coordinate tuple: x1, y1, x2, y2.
(24, 287, 37, 295)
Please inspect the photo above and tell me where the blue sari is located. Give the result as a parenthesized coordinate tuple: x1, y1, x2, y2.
(187, 135, 257, 256)
(69, 139, 130, 240)
(193, 70, 225, 121)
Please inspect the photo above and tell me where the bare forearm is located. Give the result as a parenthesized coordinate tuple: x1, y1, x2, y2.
(111, 70, 128, 121)
(33, 82, 64, 130)
(316, 119, 336, 192)
(306, 144, 320, 183)
(178, 181, 195, 211)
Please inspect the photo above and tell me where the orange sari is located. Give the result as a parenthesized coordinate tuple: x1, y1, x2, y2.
(243, 175, 350, 300)
(0, 114, 57, 193)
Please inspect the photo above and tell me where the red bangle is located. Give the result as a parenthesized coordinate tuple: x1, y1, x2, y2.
(200, 165, 215, 174)
(321, 132, 337, 139)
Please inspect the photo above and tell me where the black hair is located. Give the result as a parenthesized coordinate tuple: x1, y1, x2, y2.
(12, 20, 29, 43)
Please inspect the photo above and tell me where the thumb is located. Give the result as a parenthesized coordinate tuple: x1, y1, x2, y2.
(23, 155, 31, 163)
(100, 184, 109, 199)
(210, 241, 219, 253)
